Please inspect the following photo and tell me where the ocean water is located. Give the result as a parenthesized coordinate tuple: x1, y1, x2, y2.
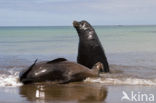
(0, 26, 156, 86)
(0, 26, 156, 103)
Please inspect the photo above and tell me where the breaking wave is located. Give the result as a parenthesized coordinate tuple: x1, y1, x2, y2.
(0, 68, 22, 87)
(84, 64, 156, 86)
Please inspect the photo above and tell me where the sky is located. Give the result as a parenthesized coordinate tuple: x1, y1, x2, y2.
(0, 0, 156, 26)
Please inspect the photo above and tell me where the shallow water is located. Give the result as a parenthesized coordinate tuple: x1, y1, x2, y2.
(0, 83, 156, 103)
(0, 26, 156, 103)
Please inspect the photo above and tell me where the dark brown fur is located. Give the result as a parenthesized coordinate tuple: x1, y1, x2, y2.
(73, 20, 109, 72)
(19, 58, 103, 84)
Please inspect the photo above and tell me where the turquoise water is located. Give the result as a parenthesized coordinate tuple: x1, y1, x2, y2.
(0, 26, 156, 55)
(0, 26, 156, 86)
(0, 26, 156, 66)
(0, 26, 156, 103)
(0, 26, 78, 55)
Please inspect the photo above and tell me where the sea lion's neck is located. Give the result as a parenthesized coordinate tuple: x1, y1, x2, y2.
(79, 35, 98, 44)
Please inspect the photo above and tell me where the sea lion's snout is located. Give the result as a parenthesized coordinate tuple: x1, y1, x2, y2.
(73, 21, 79, 28)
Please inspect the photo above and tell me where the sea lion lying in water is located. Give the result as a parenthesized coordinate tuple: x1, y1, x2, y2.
(73, 20, 110, 72)
(19, 58, 103, 84)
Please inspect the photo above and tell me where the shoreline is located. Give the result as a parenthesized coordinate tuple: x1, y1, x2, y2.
(0, 82, 156, 103)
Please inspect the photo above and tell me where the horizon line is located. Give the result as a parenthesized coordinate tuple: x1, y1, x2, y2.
(0, 24, 156, 27)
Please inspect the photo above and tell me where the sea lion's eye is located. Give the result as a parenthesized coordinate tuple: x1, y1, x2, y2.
(82, 23, 87, 28)
(80, 22, 84, 27)
(79, 23, 87, 30)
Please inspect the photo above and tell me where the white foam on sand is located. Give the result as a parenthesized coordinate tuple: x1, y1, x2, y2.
(84, 77, 156, 86)
(1, 66, 156, 87)
(0, 69, 22, 87)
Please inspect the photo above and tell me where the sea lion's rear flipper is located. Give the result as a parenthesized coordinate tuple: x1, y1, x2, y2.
(47, 58, 67, 64)
(19, 59, 38, 81)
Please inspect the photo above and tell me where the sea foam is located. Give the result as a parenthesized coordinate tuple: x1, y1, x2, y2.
(0, 69, 22, 87)
(84, 77, 156, 86)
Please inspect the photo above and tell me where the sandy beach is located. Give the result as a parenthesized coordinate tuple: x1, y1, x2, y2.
(0, 82, 156, 103)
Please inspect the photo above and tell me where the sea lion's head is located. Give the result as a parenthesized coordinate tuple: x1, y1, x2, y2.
(73, 20, 95, 39)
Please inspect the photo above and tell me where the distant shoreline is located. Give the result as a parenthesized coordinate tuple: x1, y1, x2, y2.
(0, 25, 156, 28)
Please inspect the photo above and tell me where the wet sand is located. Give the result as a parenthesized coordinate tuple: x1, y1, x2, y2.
(0, 82, 156, 103)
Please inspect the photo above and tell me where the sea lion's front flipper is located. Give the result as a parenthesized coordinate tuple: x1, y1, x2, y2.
(91, 62, 104, 73)
(47, 58, 67, 64)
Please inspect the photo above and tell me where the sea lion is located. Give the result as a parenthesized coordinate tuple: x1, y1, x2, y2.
(73, 20, 109, 72)
(19, 58, 104, 84)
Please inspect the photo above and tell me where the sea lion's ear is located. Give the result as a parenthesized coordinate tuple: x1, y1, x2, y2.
(47, 58, 67, 64)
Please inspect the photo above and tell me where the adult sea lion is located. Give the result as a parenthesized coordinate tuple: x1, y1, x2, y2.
(73, 20, 109, 72)
(19, 58, 103, 84)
